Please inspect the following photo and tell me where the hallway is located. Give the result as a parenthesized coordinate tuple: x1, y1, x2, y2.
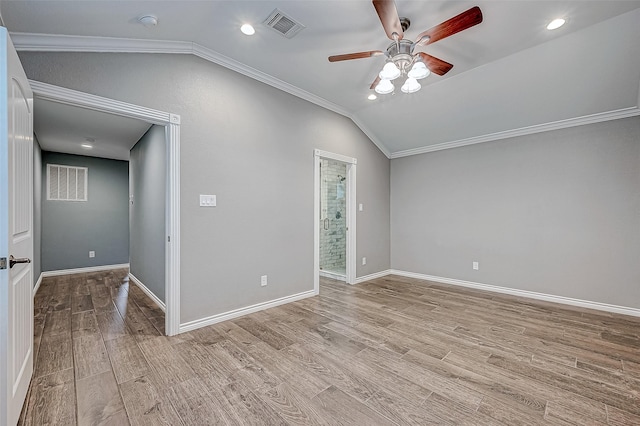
(20, 269, 164, 424)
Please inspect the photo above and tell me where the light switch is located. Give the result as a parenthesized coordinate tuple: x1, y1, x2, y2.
(359, 203, 363, 211)
(199, 194, 216, 207)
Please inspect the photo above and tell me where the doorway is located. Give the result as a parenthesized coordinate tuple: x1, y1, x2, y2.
(30, 80, 182, 336)
(313, 149, 356, 293)
(319, 159, 347, 281)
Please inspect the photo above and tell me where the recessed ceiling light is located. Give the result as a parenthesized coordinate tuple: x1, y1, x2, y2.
(547, 18, 566, 30)
(137, 15, 158, 27)
(81, 143, 93, 149)
(241, 24, 255, 36)
(368, 94, 377, 101)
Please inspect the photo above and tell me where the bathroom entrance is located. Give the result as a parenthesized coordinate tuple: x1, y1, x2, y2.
(313, 149, 357, 291)
(319, 159, 347, 280)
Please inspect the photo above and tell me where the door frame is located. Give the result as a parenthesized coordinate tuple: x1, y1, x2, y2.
(30, 80, 182, 336)
(313, 149, 357, 293)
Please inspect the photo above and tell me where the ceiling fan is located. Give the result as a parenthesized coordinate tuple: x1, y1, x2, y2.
(328, 0, 483, 94)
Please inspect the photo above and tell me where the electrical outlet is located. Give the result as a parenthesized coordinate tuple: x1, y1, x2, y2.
(473, 261, 479, 270)
(199, 194, 216, 207)
(261, 275, 268, 287)
(362, 257, 367, 265)
(89, 251, 95, 258)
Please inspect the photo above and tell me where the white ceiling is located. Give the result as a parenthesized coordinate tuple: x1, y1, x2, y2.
(34, 98, 151, 161)
(3, 1, 640, 158)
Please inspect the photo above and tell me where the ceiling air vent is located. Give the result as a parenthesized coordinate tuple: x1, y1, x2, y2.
(263, 9, 305, 39)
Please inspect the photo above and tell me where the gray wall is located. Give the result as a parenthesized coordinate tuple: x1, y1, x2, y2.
(391, 117, 640, 308)
(41, 151, 129, 271)
(129, 125, 166, 302)
(20, 52, 391, 323)
(33, 136, 42, 285)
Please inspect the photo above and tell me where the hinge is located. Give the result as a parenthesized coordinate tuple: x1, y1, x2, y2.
(0, 257, 6, 270)
(167, 236, 171, 243)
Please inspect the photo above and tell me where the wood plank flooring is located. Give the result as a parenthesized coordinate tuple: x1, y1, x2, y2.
(19, 270, 640, 425)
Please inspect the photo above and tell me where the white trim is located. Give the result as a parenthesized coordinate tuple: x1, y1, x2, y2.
(11, 33, 350, 119)
(29, 80, 175, 125)
(9, 33, 193, 54)
(191, 44, 349, 118)
(11, 34, 391, 161)
(313, 149, 357, 165)
(30, 81, 181, 336)
(33, 272, 43, 297)
(319, 270, 346, 282)
(313, 154, 320, 295)
(389, 270, 640, 318)
(349, 115, 391, 158)
(179, 289, 317, 333)
(11, 33, 640, 161)
(313, 150, 358, 288)
(346, 162, 357, 285)
(128, 273, 166, 312)
(354, 269, 392, 284)
(165, 121, 181, 336)
(390, 107, 640, 158)
(41, 263, 130, 277)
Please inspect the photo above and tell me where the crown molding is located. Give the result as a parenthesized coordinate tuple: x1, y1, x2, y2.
(190, 43, 350, 118)
(10, 32, 351, 118)
(390, 106, 640, 159)
(349, 115, 391, 158)
(29, 79, 175, 125)
(10, 32, 193, 53)
(12, 32, 640, 161)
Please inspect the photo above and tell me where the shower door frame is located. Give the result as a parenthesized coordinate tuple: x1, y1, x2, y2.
(313, 149, 357, 293)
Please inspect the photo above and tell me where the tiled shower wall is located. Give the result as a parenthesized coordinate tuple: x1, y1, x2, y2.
(320, 159, 347, 275)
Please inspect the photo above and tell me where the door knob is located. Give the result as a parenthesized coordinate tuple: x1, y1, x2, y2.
(9, 255, 31, 269)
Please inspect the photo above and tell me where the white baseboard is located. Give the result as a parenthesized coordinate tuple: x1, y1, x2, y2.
(319, 270, 346, 282)
(389, 270, 640, 318)
(179, 289, 318, 334)
(354, 269, 392, 284)
(128, 273, 166, 312)
(41, 263, 130, 278)
(33, 272, 44, 297)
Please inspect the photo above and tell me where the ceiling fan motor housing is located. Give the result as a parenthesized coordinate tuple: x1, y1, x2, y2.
(386, 39, 416, 72)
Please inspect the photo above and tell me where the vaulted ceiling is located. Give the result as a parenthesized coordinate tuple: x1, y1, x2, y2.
(2, 1, 640, 158)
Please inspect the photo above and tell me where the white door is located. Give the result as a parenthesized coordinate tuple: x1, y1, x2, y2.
(0, 27, 34, 426)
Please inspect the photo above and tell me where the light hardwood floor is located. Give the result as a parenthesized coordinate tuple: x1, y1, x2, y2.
(19, 269, 640, 425)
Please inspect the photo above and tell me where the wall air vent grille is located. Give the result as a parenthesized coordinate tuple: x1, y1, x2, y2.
(263, 9, 305, 39)
(47, 164, 88, 201)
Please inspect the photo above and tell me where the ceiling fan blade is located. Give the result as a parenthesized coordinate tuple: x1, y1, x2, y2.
(370, 76, 381, 90)
(328, 50, 384, 62)
(372, 0, 404, 40)
(415, 6, 483, 46)
(417, 52, 453, 76)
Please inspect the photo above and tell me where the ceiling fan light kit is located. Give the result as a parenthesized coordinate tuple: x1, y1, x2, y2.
(328, 0, 483, 96)
(401, 77, 421, 94)
(375, 79, 395, 95)
(379, 62, 401, 80)
(408, 62, 430, 79)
